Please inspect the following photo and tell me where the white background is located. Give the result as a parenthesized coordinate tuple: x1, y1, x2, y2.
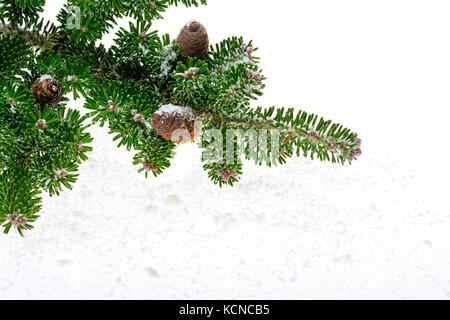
(1, 0, 450, 299)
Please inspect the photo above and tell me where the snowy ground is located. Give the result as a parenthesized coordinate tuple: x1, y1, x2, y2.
(1, 0, 450, 299)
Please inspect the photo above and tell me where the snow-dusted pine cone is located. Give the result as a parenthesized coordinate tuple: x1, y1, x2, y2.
(31, 75, 62, 108)
(177, 20, 209, 61)
(152, 105, 202, 144)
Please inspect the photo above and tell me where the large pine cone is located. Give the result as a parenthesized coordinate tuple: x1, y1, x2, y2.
(31, 76, 62, 108)
(177, 20, 209, 61)
(152, 106, 202, 144)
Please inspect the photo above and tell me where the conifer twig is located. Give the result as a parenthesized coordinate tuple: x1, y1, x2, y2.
(0, 23, 48, 49)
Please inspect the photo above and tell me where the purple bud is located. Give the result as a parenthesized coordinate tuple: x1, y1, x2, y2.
(134, 114, 145, 123)
(222, 171, 237, 182)
(36, 119, 47, 129)
(347, 153, 355, 162)
(107, 100, 117, 112)
(17, 217, 28, 226)
(184, 67, 200, 79)
(277, 148, 287, 157)
(246, 69, 261, 82)
(308, 131, 317, 139)
(76, 141, 83, 151)
(6, 214, 16, 223)
(216, 169, 225, 178)
(56, 169, 68, 179)
(142, 161, 157, 172)
(216, 169, 237, 182)
(327, 142, 336, 151)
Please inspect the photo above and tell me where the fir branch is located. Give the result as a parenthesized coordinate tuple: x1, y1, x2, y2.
(0, 0, 45, 26)
(0, 0, 362, 235)
(84, 80, 176, 177)
(0, 166, 42, 237)
(195, 106, 361, 165)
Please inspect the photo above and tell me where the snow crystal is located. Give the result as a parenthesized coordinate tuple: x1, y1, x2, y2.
(154, 104, 192, 116)
(39, 75, 54, 82)
(184, 19, 201, 29)
(144, 121, 153, 129)
(138, 43, 149, 55)
(149, 45, 177, 80)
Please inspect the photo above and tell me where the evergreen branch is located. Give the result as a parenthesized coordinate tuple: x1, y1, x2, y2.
(124, 0, 207, 22)
(0, 0, 45, 26)
(200, 122, 243, 186)
(0, 166, 42, 237)
(0, 0, 362, 235)
(84, 80, 176, 177)
(0, 32, 33, 79)
(0, 22, 40, 43)
(196, 105, 362, 165)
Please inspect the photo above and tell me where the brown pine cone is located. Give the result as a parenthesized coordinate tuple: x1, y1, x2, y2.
(31, 76, 62, 108)
(152, 105, 202, 144)
(177, 20, 209, 61)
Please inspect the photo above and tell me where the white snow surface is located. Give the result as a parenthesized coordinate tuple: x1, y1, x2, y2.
(2, 0, 450, 300)
(38, 75, 54, 82)
(154, 104, 192, 116)
(184, 19, 201, 29)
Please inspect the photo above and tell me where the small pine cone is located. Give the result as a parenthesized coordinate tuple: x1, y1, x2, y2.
(177, 20, 209, 61)
(152, 105, 202, 144)
(31, 75, 62, 108)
